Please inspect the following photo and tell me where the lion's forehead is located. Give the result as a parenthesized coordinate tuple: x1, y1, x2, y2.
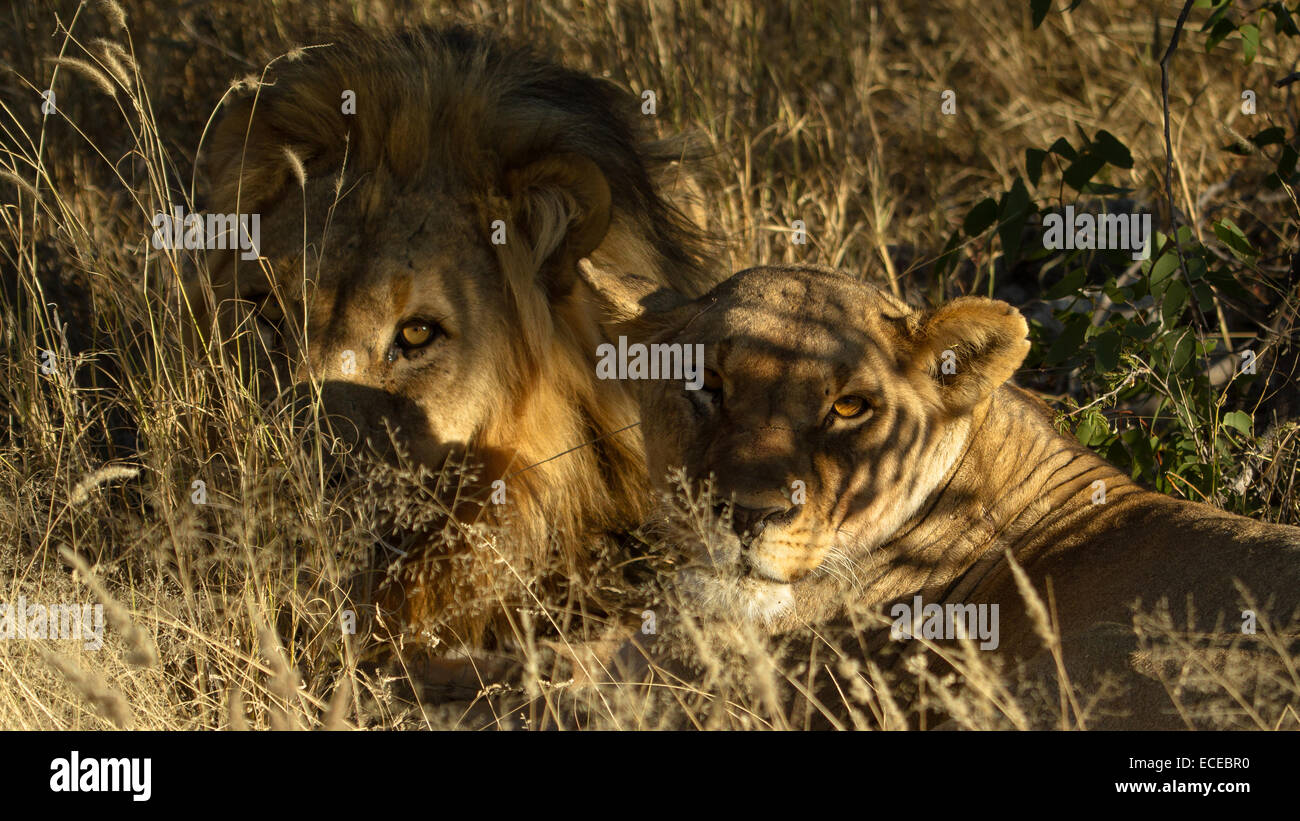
(246, 185, 507, 328)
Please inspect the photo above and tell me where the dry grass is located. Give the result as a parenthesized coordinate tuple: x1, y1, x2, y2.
(1, 0, 1298, 729)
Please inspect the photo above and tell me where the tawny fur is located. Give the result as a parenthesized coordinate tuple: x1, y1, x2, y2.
(587, 262, 1300, 729)
(193, 26, 719, 648)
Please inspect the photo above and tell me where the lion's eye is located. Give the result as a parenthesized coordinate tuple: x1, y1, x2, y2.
(831, 395, 869, 419)
(244, 292, 284, 332)
(397, 320, 440, 350)
(258, 300, 284, 324)
(702, 368, 723, 392)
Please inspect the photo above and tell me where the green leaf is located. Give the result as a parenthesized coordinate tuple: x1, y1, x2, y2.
(1093, 329, 1121, 373)
(1044, 267, 1086, 299)
(1031, 0, 1052, 28)
(1148, 249, 1180, 290)
(1192, 280, 1216, 313)
(1104, 278, 1132, 303)
(1223, 410, 1253, 434)
(1206, 16, 1238, 51)
(1046, 313, 1090, 365)
(1241, 23, 1260, 64)
(1162, 279, 1188, 325)
(1206, 265, 1253, 302)
(1077, 182, 1135, 196)
(1093, 130, 1134, 169)
(1277, 145, 1299, 179)
(1121, 427, 1157, 480)
(1213, 218, 1256, 260)
(998, 177, 1031, 268)
(1063, 153, 1106, 190)
(1222, 138, 1254, 156)
(933, 230, 964, 280)
(1199, 0, 1233, 33)
(1250, 126, 1287, 147)
(1074, 417, 1095, 446)
(963, 198, 999, 236)
(1075, 415, 1109, 447)
(1048, 136, 1077, 161)
(1026, 147, 1048, 187)
(1167, 331, 1196, 372)
(1272, 2, 1300, 36)
(1126, 321, 1159, 341)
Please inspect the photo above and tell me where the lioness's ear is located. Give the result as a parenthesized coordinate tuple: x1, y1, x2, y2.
(577, 259, 691, 338)
(507, 154, 612, 298)
(913, 297, 1030, 412)
(577, 259, 689, 321)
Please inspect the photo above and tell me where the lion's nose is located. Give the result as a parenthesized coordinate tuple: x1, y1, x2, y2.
(719, 503, 799, 544)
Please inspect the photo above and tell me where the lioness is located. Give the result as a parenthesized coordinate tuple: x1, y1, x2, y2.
(191, 26, 717, 649)
(585, 262, 1300, 728)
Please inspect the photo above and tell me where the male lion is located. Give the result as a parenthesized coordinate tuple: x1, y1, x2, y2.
(191, 26, 716, 650)
(585, 262, 1300, 729)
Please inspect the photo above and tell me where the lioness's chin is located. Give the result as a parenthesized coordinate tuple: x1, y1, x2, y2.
(739, 577, 795, 624)
(679, 568, 794, 626)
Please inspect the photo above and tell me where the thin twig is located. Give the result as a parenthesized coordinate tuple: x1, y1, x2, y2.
(1159, 0, 1199, 326)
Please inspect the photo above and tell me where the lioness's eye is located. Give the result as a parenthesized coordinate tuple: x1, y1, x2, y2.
(397, 320, 440, 349)
(831, 395, 869, 419)
(688, 367, 723, 415)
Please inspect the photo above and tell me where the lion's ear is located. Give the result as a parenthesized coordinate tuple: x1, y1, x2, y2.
(507, 154, 612, 299)
(913, 297, 1030, 412)
(203, 98, 294, 212)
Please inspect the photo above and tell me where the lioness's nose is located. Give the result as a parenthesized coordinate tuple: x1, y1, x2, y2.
(721, 503, 799, 544)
